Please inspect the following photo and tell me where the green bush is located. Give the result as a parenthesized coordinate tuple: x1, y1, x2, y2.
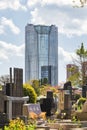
(31, 80, 40, 96)
(23, 83, 37, 103)
(77, 97, 86, 109)
(74, 94, 81, 101)
(4, 118, 26, 130)
(4, 118, 36, 130)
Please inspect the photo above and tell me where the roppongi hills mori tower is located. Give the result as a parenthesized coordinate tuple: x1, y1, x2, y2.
(25, 24, 58, 86)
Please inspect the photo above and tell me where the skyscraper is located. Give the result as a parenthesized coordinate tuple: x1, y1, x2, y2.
(25, 24, 58, 86)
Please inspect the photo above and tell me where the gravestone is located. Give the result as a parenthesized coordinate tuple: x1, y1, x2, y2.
(82, 85, 87, 98)
(63, 81, 72, 119)
(0, 91, 4, 113)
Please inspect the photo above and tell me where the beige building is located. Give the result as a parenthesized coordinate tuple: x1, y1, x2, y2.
(82, 61, 87, 77)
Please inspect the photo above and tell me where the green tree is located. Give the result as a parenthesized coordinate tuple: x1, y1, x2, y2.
(76, 43, 87, 85)
(41, 78, 48, 85)
(23, 83, 37, 103)
(30, 80, 40, 96)
(0, 85, 2, 90)
(67, 65, 80, 86)
(68, 43, 87, 86)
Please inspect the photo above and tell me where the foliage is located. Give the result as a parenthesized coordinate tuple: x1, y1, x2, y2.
(77, 97, 86, 107)
(0, 75, 10, 85)
(27, 79, 52, 97)
(0, 85, 2, 90)
(76, 43, 87, 85)
(67, 66, 80, 86)
(67, 43, 87, 86)
(72, 116, 82, 128)
(29, 80, 40, 96)
(47, 118, 56, 123)
(26, 118, 36, 130)
(41, 78, 48, 85)
(72, 97, 86, 111)
(39, 85, 58, 96)
(74, 93, 81, 101)
(4, 118, 26, 130)
(26, 124, 36, 130)
(72, 116, 80, 123)
(23, 83, 37, 103)
(73, 0, 87, 7)
(4, 118, 36, 130)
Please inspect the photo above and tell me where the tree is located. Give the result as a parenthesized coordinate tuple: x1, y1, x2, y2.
(41, 78, 48, 85)
(30, 80, 40, 96)
(0, 75, 10, 85)
(73, 0, 87, 7)
(67, 43, 87, 86)
(76, 43, 87, 85)
(23, 83, 37, 103)
(67, 66, 80, 86)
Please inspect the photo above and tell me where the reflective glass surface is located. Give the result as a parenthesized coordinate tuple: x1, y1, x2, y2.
(25, 24, 58, 86)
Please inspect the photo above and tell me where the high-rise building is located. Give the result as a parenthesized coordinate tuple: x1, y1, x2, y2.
(25, 24, 58, 86)
(82, 61, 87, 77)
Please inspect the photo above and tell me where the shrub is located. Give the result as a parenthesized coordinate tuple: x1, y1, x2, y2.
(4, 118, 36, 130)
(74, 94, 81, 101)
(4, 118, 26, 130)
(77, 97, 86, 109)
(23, 83, 37, 103)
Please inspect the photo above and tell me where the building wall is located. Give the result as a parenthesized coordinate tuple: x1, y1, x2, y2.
(25, 24, 58, 86)
(82, 61, 87, 77)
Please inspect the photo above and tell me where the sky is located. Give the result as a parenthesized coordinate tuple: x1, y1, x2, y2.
(0, 0, 87, 84)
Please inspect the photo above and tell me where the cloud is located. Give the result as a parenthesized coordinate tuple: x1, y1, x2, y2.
(0, 0, 27, 11)
(27, 0, 85, 7)
(0, 41, 24, 62)
(58, 46, 77, 64)
(30, 8, 45, 24)
(0, 25, 4, 34)
(0, 17, 20, 35)
(0, 41, 25, 76)
(27, 0, 39, 7)
(27, 0, 73, 7)
(58, 46, 78, 82)
(30, 7, 87, 37)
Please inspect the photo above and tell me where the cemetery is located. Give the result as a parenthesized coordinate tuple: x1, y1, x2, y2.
(0, 68, 87, 130)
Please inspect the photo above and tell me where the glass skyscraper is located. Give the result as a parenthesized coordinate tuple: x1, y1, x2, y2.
(25, 24, 58, 86)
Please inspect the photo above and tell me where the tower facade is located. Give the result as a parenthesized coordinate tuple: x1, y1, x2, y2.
(25, 24, 58, 86)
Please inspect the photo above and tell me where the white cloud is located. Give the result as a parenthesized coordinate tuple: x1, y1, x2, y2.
(58, 46, 77, 64)
(0, 17, 20, 35)
(0, 41, 25, 76)
(27, 0, 39, 7)
(0, 25, 4, 34)
(42, 0, 73, 6)
(27, 0, 86, 7)
(0, 0, 27, 11)
(27, 0, 73, 7)
(30, 7, 87, 37)
(30, 8, 45, 24)
(0, 41, 24, 62)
